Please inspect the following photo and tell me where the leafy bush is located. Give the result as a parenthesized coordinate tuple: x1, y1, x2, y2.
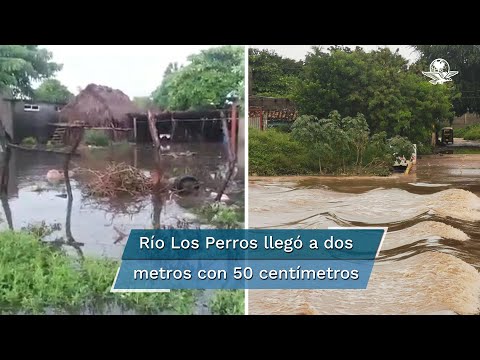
(464, 126, 480, 140)
(0, 230, 196, 314)
(454, 127, 467, 138)
(209, 290, 244, 315)
(199, 203, 242, 229)
(417, 142, 434, 155)
(388, 136, 414, 158)
(84, 130, 110, 147)
(21, 137, 37, 146)
(249, 127, 316, 176)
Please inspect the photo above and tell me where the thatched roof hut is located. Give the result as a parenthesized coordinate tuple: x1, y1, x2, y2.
(59, 84, 139, 128)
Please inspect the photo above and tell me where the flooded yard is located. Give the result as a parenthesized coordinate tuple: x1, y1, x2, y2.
(0, 142, 245, 315)
(249, 154, 480, 315)
(1, 143, 244, 256)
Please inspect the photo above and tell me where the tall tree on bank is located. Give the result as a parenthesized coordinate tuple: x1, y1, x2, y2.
(294, 46, 457, 143)
(0, 45, 62, 98)
(411, 45, 480, 115)
(248, 48, 303, 98)
(34, 79, 73, 103)
(152, 46, 244, 111)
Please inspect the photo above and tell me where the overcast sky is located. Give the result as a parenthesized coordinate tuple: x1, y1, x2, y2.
(39, 45, 219, 99)
(253, 45, 420, 62)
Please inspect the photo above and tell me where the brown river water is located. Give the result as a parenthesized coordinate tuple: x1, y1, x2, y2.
(249, 154, 480, 315)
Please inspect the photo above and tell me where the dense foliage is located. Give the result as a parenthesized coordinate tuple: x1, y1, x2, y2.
(152, 46, 244, 111)
(411, 45, 480, 115)
(294, 46, 457, 143)
(34, 79, 73, 103)
(248, 48, 302, 98)
(250, 111, 416, 177)
(0, 45, 62, 98)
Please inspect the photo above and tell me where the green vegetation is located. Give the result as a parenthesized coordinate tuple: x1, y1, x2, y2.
(295, 47, 457, 143)
(0, 45, 62, 98)
(209, 290, 245, 315)
(412, 45, 480, 115)
(21, 137, 37, 146)
(248, 45, 472, 177)
(248, 48, 302, 98)
(84, 130, 110, 147)
(152, 46, 244, 111)
(198, 203, 243, 229)
(34, 79, 73, 103)
(249, 111, 416, 177)
(0, 230, 197, 314)
(454, 125, 480, 140)
(249, 127, 316, 176)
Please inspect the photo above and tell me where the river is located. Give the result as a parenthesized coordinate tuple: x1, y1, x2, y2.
(248, 153, 480, 315)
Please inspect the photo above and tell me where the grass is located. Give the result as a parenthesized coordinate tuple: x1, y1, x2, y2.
(249, 127, 317, 176)
(454, 125, 480, 140)
(198, 203, 243, 229)
(209, 290, 245, 315)
(84, 130, 110, 147)
(0, 230, 197, 314)
(249, 127, 394, 176)
(21, 137, 37, 146)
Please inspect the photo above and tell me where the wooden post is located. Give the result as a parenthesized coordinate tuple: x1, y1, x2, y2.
(230, 103, 237, 155)
(133, 117, 137, 142)
(147, 110, 160, 149)
(259, 109, 264, 131)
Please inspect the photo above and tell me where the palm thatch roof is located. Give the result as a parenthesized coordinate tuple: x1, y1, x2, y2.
(59, 84, 139, 128)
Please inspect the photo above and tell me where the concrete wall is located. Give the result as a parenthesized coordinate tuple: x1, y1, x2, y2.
(452, 112, 480, 129)
(11, 100, 62, 143)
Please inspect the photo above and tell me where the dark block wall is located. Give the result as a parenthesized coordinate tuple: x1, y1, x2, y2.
(12, 101, 61, 143)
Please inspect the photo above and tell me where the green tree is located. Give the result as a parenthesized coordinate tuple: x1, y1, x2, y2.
(344, 113, 370, 166)
(152, 46, 244, 111)
(294, 46, 456, 144)
(0, 45, 62, 98)
(411, 45, 480, 115)
(248, 48, 303, 98)
(34, 79, 73, 103)
(291, 114, 343, 174)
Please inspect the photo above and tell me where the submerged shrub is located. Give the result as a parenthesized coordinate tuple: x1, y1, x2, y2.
(209, 290, 244, 315)
(21, 137, 37, 146)
(84, 130, 109, 147)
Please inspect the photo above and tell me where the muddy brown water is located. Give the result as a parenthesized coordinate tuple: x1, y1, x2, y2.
(249, 154, 480, 315)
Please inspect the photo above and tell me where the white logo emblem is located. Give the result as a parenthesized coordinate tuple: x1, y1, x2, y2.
(422, 58, 458, 85)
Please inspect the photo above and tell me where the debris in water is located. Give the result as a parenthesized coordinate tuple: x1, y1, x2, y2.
(83, 162, 161, 197)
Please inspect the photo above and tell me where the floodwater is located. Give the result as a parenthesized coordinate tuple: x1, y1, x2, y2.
(0, 143, 244, 258)
(249, 154, 480, 315)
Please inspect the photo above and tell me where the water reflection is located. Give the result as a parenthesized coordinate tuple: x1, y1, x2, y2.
(0, 143, 244, 258)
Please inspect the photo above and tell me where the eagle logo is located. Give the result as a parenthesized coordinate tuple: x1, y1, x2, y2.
(422, 58, 458, 85)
